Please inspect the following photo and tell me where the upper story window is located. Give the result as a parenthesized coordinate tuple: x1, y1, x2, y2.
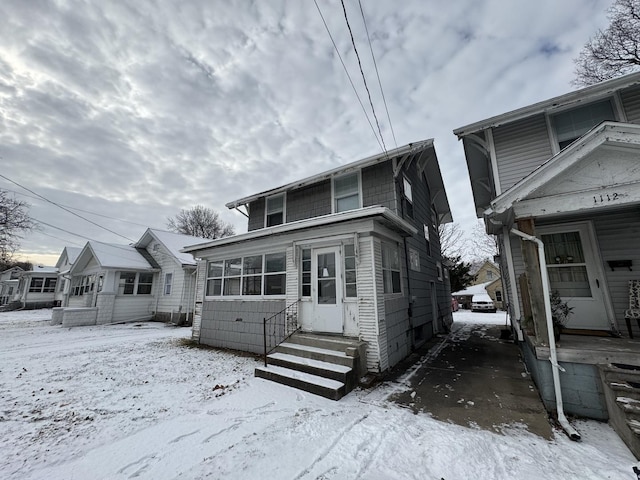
(265, 194, 285, 227)
(333, 172, 361, 213)
(402, 176, 413, 219)
(552, 99, 616, 150)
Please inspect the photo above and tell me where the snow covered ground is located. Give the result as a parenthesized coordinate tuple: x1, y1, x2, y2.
(0, 309, 636, 479)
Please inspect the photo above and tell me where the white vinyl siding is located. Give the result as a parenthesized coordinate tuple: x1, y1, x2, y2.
(360, 237, 384, 372)
(493, 114, 554, 193)
(112, 296, 154, 323)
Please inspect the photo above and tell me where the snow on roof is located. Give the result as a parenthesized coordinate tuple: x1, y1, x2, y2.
(143, 229, 211, 265)
(21, 265, 58, 275)
(65, 247, 82, 264)
(89, 242, 155, 270)
(451, 281, 492, 296)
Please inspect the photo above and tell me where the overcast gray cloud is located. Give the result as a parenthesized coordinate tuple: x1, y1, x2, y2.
(0, 0, 612, 264)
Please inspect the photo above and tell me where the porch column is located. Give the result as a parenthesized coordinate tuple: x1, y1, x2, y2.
(516, 218, 549, 345)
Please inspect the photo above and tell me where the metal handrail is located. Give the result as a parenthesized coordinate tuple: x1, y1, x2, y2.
(263, 299, 300, 367)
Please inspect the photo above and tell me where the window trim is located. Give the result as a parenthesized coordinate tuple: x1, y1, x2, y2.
(381, 242, 402, 295)
(164, 272, 173, 295)
(332, 171, 362, 214)
(264, 193, 286, 228)
(28, 276, 58, 294)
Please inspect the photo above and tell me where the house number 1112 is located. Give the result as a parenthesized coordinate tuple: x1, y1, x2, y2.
(593, 193, 619, 204)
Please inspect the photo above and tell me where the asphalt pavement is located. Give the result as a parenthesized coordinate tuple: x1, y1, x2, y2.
(389, 320, 553, 439)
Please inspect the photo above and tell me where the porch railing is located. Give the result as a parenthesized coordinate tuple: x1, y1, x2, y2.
(263, 300, 300, 367)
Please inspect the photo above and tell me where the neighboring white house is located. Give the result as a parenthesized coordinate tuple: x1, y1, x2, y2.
(133, 228, 210, 324)
(13, 265, 59, 309)
(54, 246, 82, 307)
(54, 229, 211, 327)
(0, 266, 24, 306)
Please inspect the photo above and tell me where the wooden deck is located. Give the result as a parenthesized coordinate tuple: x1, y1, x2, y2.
(532, 333, 640, 365)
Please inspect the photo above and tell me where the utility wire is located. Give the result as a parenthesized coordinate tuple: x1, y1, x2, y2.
(0, 173, 135, 243)
(0, 187, 153, 229)
(340, 0, 388, 156)
(357, 0, 398, 149)
(313, 0, 385, 153)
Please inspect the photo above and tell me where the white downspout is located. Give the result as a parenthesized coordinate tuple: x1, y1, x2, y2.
(510, 228, 581, 441)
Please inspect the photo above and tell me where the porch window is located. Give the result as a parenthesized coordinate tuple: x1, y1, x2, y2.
(29, 277, 43, 293)
(264, 253, 286, 295)
(43, 278, 57, 293)
(265, 194, 285, 227)
(301, 249, 311, 297)
(164, 273, 173, 295)
(381, 243, 401, 294)
(205, 252, 287, 297)
(119, 272, 136, 295)
(137, 273, 153, 295)
(552, 99, 616, 150)
(242, 255, 262, 295)
(223, 258, 242, 296)
(541, 231, 591, 297)
(73, 275, 95, 296)
(333, 173, 360, 213)
(344, 244, 357, 297)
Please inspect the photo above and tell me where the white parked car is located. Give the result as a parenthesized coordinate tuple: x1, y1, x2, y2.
(471, 293, 497, 313)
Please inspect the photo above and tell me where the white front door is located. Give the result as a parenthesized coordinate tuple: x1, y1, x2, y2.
(538, 223, 610, 330)
(311, 246, 343, 333)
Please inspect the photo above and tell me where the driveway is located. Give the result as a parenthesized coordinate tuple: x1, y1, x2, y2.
(390, 318, 553, 439)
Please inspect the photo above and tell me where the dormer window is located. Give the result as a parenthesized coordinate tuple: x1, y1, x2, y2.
(552, 99, 616, 150)
(333, 172, 361, 213)
(265, 194, 285, 227)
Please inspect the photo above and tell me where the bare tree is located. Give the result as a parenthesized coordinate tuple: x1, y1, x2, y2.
(438, 222, 468, 260)
(167, 205, 235, 239)
(468, 221, 498, 261)
(573, 0, 640, 86)
(0, 190, 34, 264)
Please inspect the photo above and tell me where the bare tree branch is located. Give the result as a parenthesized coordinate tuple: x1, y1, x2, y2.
(573, 0, 640, 86)
(0, 190, 34, 264)
(438, 223, 468, 260)
(167, 205, 235, 239)
(467, 221, 498, 261)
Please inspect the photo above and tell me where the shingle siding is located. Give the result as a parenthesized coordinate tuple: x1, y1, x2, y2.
(362, 162, 397, 211)
(286, 180, 331, 223)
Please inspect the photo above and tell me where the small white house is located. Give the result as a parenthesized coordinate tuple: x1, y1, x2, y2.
(14, 265, 59, 309)
(54, 246, 82, 307)
(0, 266, 24, 306)
(54, 229, 211, 327)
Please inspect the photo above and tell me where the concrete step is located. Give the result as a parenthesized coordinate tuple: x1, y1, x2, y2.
(267, 352, 352, 384)
(608, 381, 640, 401)
(289, 332, 366, 354)
(276, 342, 355, 368)
(255, 365, 346, 400)
(629, 419, 640, 436)
(617, 396, 640, 419)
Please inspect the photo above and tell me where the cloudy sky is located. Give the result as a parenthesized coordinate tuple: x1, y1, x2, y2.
(1, 0, 613, 265)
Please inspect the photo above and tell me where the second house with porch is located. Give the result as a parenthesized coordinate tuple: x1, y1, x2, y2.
(185, 140, 453, 397)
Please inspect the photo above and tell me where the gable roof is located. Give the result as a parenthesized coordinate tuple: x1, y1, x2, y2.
(485, 121, 640, 230)
(454, 71, 640, 138)
(134, 228, 211, 266)
(224, 140, 452, 224)
(452, 281, 492, 296)
(71, 241, 157, 274)
(55, 246, 82, 269)
(20, 265, 58, 276)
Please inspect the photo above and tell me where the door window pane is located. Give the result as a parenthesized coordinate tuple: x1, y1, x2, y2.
(542, 232, 591, 297)
(318, 279, 336, 304)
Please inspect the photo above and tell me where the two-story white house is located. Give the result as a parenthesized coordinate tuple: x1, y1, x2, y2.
(455, 71, 640, 457)
(184, 140, 453, 399)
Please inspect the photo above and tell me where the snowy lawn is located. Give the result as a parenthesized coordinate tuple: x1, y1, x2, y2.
(0, 309, 637, 479)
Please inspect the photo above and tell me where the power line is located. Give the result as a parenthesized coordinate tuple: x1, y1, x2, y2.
(0, 173, 136, 243)
(313, 0, 385, 152)
(340, 0, 388, 155)
(357, 0, 398, 149)
(0, 187, 153, 229)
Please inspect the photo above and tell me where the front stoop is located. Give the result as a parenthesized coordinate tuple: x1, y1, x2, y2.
(599, 363, 640, 459)
(255, 333, 366, 400)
